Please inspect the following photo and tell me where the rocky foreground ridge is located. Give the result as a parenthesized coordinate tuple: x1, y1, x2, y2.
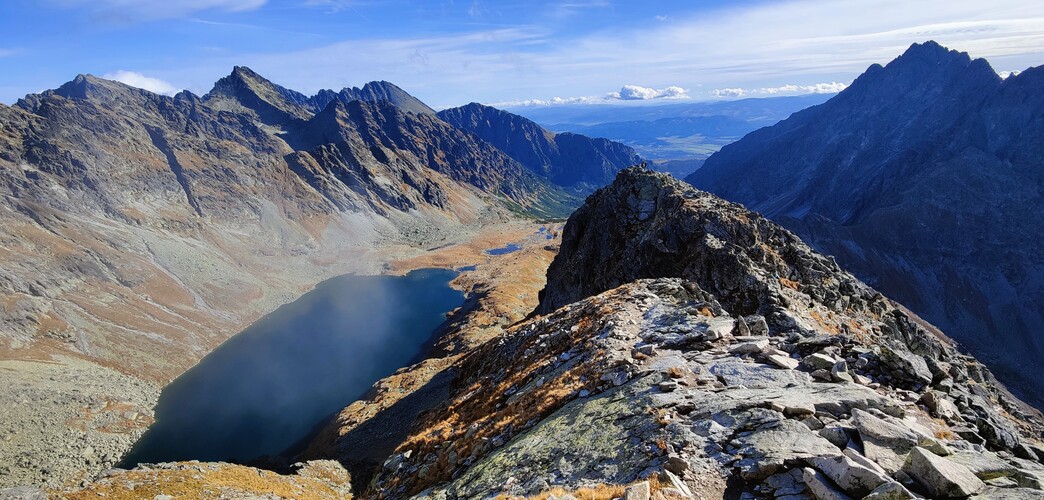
(62, 167, 1044, 498)
(357, 167, 1044, 499)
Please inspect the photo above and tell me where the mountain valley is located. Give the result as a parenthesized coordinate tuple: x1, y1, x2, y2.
(0, 36, 1042, 500)
(0, 68, 635, 490)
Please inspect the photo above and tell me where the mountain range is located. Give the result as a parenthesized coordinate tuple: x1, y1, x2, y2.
(511, 94, 832, 165)
(687, 41, 1044, 409)
(0, 67, 639, 489)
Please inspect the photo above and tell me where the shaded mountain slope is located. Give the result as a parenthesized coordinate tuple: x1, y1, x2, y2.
(687, 41, 1044, 409)
(437, 102, 643, 189)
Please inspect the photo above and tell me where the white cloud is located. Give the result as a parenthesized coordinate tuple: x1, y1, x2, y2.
(712, 82, 848, 99)
(49, 0, 266, 21)
(489, 84, 689, 107)
(713, 88, 746, 98)
(998, 69, 1022, 79)
(611, 85, 689, 100)
(102, 71, 180, 95)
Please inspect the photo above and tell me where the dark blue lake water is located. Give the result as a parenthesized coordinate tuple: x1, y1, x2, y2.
(120, 268, 463, 466)
(486, 243, 522, 255)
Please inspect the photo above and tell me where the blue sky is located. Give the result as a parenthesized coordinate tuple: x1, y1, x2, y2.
(2, 0, 1044, 108)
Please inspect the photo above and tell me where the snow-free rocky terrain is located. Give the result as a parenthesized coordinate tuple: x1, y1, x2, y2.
(57, 168, 1044, 499)
(0, 68, 637, 489)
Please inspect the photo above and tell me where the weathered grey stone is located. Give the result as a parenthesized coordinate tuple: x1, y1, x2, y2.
(978, 416, 1021, 450)
(807, 453, 890, 496)
(745, 315, 770, 336)
(843, 448, 889, 476)
(819, 426, 850, 449)
(662, 470, 693, 498)
(624, 480, 651, 500)
(984, 476, 1020, 488)
(804, 353, 837, 371)
(802, 467, 852, 500)
(831, 360, 854, 384)
(851, 408, 921, 472)
(862, 481, 916, 499)
(880, 348, 932, 387)
(1015, 444, 1040, 462)
(707, 360, 810, 388)
(0, 487, 47, 500)
(902, 447, 984, 498)
(736, 420, 841, 481)
(730, 339, 770, 355)
(768, 353, 800, 370)
(920, 391, 959, 421)
(978, 486, 1044, 498)
(783, 402, 816, 419)
(702, 318, 734, 341)
(812, 369, 833, 382)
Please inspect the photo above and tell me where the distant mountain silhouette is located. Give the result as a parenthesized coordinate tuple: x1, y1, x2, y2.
(438, 102, 643, 190)
(688, 41, 1044, 408)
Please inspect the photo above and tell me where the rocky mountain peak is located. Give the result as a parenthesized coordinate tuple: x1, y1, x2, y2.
(327, 80, 436, 116)
(841, 40, 1000, 106)
(204, 66, 313, 125)
(538, 167, 885, 334)
(687, 41, 1044, 410)
(437, 102, 642, 189)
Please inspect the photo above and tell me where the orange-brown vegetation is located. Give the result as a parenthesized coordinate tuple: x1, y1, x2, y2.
(59, 462, 351, 500)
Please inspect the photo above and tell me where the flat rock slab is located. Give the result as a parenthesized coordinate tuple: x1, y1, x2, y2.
(707, 360, 811, 388)
(902, 447, 984, 498)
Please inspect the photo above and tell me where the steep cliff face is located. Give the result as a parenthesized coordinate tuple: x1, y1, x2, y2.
(437, 102, 643, 190)
(687, 41, 1044, 409)
(317, 167, 1042, 499)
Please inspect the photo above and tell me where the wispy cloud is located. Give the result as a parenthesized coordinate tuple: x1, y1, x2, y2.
(216, 0, 1044, 106)
(102, 71, 180, 95)
(489, 84, 689, 107)
(0, 48, 20, 58)
(551, 0, 611, 18)
(713, 82, 849, 98)
(48, 0, 266, 21)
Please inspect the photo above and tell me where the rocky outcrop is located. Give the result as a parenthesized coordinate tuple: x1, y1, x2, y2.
(203, 67, 434, 127)
(437, 102, 643, 190)
(686, 41, 1044, 410)
(343, 167, 1044, 499)
(314, 80, 436, 116)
